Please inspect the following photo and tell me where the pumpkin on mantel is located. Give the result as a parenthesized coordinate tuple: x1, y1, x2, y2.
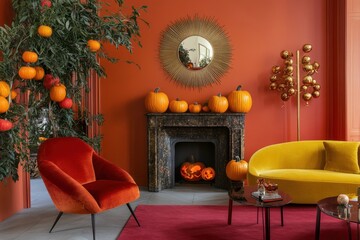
(208, 93, 228, 113)
(169, 98, 188, 113)
(189, 102, 202, 113)
(180, 161, 205, 181)
(145, 87, 169, 113)
(227, 85, 253, 113)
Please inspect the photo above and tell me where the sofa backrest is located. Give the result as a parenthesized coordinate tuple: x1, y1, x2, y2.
(248, 140, 360, 172)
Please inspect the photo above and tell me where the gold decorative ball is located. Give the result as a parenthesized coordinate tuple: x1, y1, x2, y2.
(301, 85, 308, 91)
(284, 59, 293, 65)
(313, 84, 321, 91)
(313, 62, 320, 71)
(278, 83, 285, 91)
(285, 66, 294, 74)
(303, 64, 314, 72)
(312, 91, 320, 98)
(281, 92, 289, 101)
(302, 92, 312, 101)
(269, 82, 277, 90)
(285, 76, 293, 84)
(303, 76, 313, 85)
(272, 66, 281, 74)
(280, 50, 292, 59)
(303, 44, 312, 53)
(270, 75, 277, 82)
(302, 56, 311, 64)
(287, 88, 296, 96)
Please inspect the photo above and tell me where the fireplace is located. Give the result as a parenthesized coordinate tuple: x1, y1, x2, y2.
(147, 113, 245, 192)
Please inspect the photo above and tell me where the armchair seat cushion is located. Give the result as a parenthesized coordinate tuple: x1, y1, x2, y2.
(83, 180, 139, 210)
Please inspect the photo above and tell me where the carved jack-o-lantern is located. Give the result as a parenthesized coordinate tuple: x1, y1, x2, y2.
(180, 161, 205, 181)
(201, 167, 216, 181)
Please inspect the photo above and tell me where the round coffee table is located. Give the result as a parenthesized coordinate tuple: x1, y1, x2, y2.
(315, 196, 359, 240)
(228, 185, 292, 240)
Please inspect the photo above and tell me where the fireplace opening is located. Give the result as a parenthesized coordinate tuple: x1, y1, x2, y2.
(174, 141, 215, 184)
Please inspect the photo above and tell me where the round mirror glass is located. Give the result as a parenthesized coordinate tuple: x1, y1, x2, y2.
(178, 36, 213, 70)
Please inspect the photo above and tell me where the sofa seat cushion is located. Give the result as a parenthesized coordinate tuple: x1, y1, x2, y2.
(256, 169, 360, 184)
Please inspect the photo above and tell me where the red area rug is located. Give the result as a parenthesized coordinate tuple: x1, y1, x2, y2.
(117, 205, 358, 240)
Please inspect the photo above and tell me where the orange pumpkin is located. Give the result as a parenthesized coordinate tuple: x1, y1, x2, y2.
(226, 156, 248, 181)
(18, 66, 36, 80)
(34, 66, 45, 80)
(145, 87, 169, 113)
(228, 85, 253, 113)
(0, 81, 10, 98)
(87, 39, 101, 52)
(208, 93, 228, 113)
(50, 83, 66, 102)
(0, 119, 13, 132)
(22, 51, 38, 63)
(201, 103, 210, 112)
(169, 98, 188, 113)
(0, 96, 10, 113)
(189, 102, 202, 113)
(201, 167, 216, 181)
(180, 162, 206, 181)
(38, 25, 53, 37)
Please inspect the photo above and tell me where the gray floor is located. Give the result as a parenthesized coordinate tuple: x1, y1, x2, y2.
(0, 179, 228, 240)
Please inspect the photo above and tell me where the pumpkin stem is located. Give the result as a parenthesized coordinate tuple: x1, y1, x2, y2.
(154, 87, 160, 93)
(194, 101, 198, 105)
(217, 93, 222, 97)
(236, 85, 242, 91)
(176, 97, 180, 101)
(235, 156, 240, 162)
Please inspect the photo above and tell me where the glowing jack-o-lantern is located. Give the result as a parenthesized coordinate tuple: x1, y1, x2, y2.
(180, 162, 205, 181)
(201, 167, 216, 181)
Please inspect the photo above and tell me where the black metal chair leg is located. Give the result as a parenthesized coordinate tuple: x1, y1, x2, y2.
(91, 214, 96, 240)
(49, 212, 63, 233)
(126, 203, 140, 226)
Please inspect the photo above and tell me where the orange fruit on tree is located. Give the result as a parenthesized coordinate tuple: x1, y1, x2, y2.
(87, 39, 101, 52)
(0, 96, 10, 113)
(0, 81, 10, 98)
(38, 25, 53, 37)
(11, 90, 17, 100)
(18, 66, 36, 80)
(22, 51, 38, 63)
(50, 83, 66, 102)
(34, 66, 45, 80)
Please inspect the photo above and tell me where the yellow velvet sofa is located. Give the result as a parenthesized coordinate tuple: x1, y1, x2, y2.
(247, 140, 360, 204)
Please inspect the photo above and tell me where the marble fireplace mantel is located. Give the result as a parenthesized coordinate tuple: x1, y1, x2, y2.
(146, 113, 245, 192)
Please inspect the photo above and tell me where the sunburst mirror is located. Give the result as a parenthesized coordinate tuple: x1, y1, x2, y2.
(159, 16, 232, 88)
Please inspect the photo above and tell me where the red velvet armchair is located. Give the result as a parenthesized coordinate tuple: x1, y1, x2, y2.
(37, 137, 140, 240)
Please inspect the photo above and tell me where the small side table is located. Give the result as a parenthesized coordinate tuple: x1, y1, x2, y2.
(315, 196, 359, 240)
(228, 185, 292, 240)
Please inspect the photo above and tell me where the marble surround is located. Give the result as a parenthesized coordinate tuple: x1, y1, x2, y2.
(147, 113, 245, 192)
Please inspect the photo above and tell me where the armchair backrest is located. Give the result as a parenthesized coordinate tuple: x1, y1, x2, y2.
(37, 137, 96, 184)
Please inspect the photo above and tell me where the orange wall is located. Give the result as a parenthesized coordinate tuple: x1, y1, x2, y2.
(100, 0, 328, 186)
